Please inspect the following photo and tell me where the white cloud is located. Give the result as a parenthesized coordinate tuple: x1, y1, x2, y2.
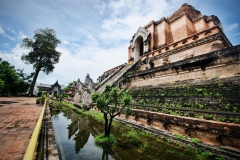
(62, 40, 69, 45)
(17, 30, 28, 39)
(100, 0, 177, 42)
(0, 26, 15, 41)
(0, 44, 32, 73)
(4, 43, 9, 46)
(90, 0, 107, 14)
(0, 26, 4, 34)
(227, 23, 238, 31)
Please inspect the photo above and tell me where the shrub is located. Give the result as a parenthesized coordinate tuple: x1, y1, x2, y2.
(174, 133, 186, 140)
(36, 97, 40, 104)
(122, 130, 140, 145)
(95, 133, 117, 147)
(191, 138, 199, 144)
(224, 103, 230, 111)
(233, 107, 238, 112)
(204, 114, 213, 120)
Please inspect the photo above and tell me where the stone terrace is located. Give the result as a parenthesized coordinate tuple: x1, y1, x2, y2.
(0, 97, 42, 160)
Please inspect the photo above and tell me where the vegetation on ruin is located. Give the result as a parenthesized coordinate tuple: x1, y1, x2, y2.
(21, 28, 61, 96)
(129, 81, 240, 123)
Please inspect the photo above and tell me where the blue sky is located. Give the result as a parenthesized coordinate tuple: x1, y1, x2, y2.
(0, 0, 240, 86)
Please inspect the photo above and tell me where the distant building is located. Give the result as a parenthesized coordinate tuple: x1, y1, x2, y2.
(33, 83, 51, 96)
(33, 81, 64, 96)
(47, 81, 63, 95)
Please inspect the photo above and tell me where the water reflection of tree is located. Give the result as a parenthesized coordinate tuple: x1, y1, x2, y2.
(62, 109, 72, 119)
(51, 109, 61, 120)
(66, 111, 120, 159)
(67, 112, 91, 154)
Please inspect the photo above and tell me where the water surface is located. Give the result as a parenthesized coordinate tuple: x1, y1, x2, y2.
(51, 108, 199, 160)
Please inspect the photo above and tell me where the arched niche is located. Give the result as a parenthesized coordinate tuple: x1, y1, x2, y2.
(131, 27, 150, 62)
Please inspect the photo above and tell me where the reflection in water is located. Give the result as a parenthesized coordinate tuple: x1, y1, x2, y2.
(68, 115, 90, 154)
(52, 109, 114, 160)
(52, 108, 197, 160)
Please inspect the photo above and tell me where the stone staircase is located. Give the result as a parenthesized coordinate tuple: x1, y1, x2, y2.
(95, 64, 125, 91)
(96, 62, 138, 93)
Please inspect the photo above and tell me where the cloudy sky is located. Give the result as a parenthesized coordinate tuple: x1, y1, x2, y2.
(1, 0, 240, 86)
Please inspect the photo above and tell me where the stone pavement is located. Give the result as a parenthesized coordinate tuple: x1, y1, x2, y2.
(0, 97, 43, 160)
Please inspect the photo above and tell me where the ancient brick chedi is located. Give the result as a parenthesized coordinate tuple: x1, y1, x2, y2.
(93, 3, 240, 158)
(128, 3, 231, 63)
(124, 3, 237, 88)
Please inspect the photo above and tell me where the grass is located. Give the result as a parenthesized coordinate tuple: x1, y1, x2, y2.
(121, 129, 140, 145)
(174, 133, 186, 140)
(191, 138, 199, 144)
(95, 133, 117, 147)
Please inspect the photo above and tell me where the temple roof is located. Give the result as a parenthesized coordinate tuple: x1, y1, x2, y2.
(168, 3, 202, 22)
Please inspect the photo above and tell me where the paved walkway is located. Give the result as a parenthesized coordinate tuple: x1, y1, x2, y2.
(0, 97, 43, 160)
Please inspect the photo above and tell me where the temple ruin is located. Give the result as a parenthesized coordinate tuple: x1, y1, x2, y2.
(92, 3, 240, 155)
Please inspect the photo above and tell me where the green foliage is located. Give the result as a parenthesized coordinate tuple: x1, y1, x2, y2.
(21, 28, 61, 95)
(92, 85, 133, 137)
(55, 93, 67, 103)
(215, 156, 225, 160)
(218, 117, 227, 122)
(204, 114, 213, 120)
(218, 83, 224, 87)
(229, 118, 240, 123)
(233, 107, 238, 112)
(139, 143, 148, 151)
(95, 133, 117, 147)
(0, 58, 33, 96)
(121, 130, 140, 145)
(174, 133, 186, 140)
(224, 103, 230, 111)
(196, 148, 213, 158)
(196, 88, 203, 94)
(36, 95, 46, 104)
(64, 81, 77, 91)
(191, 138, 199, 144)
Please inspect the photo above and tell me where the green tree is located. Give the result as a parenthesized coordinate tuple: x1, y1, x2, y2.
(64, 81, 77, 91)
(0, 58, 33, 95)
(21, 28, 61, 96)
(92, 85, 132, 137)
(55, 93, 66, 104)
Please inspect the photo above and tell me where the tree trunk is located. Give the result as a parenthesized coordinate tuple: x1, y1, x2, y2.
(104, 113, 108, 137)
(105, 116, 114, 137)
(28, 69, 40, 96)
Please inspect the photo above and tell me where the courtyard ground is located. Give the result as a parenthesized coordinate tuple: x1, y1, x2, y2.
(0, 97, 43, 160)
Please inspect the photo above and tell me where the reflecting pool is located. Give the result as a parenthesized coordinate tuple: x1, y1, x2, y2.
(51, 108, 200, 160)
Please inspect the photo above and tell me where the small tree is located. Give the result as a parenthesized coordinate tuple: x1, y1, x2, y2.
(55, 93, 66, 104)
(92, 85, 132, 137)
(21, 28, 61, 96)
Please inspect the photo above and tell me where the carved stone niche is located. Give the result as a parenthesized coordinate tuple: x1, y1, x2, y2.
(131, 27, 151, 62)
